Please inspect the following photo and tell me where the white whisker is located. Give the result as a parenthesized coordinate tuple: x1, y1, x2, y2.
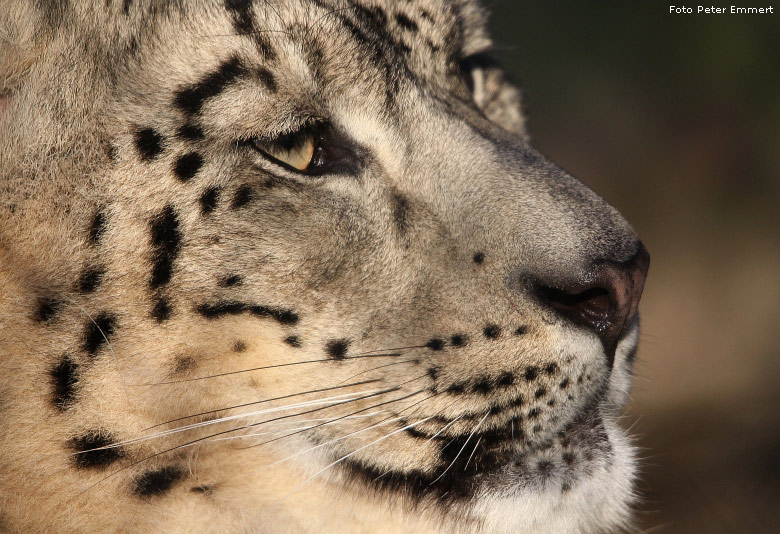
(72, 389, 382, 454)
(253, 414, 407, 472)
(278, 416, 435, 501)
(463, 436, 482, 471)
(428, 410, 490, 485)
(425, 414, 464, 446)
(205, 411, 391, 444)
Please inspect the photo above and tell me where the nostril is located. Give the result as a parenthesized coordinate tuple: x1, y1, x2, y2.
(534, 283, 618, 351)
(538, 286, 612, 326)
(530, 243, 650, 366)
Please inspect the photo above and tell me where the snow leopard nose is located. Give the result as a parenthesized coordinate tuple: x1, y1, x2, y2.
(532, 244, 650, 365)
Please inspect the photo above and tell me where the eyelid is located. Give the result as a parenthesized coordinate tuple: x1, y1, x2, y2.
(250, 128, 319, 174)
(252, 118, 321, 145)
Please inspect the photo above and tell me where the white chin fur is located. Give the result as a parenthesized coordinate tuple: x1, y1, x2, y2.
(602, 319, 640, 416)
(468, 417, 636, 534)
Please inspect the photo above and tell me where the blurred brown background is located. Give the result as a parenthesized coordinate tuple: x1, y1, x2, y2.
(488, 2, 780, 533)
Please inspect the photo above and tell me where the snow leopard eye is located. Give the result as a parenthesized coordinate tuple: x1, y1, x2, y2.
(251, 126, 319, 172)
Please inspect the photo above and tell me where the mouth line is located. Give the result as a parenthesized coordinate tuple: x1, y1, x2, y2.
(333, 326, 639, 503)
(400, 359, 620, 447)
(338, 394, 613, 502)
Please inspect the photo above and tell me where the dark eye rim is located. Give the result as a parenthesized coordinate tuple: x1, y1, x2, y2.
(245, 122, 367, 178)
(247, 124, 327, 176)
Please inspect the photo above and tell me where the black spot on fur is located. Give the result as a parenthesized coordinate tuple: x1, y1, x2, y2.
(250, 305, 298, 325)
(482, 324, 500, 339)
(524, 366, 539, 381)
(126, 36, 138, 57)
(395, 13, 418, 32)
(224, 0, 275, 58)
(105, 142, 118, 162)
(34, 297, 62, 323)
(559, 377, 570, 389)
(396, 41, 412, 56)
(174, 56, 247, 115)
(537, 460, 553, 476)
(88, 211, 107, 245)
(70, 432, 124, 469)
(325, 339, 350, 360)
(446, 382, 465, 394)
(177, 123, 204, 140)
(50, 355, 79, 410)
(233, 340, 247, 352)
(83, 312, 117, 355)
(427, 366, 439, 380)
(472, 377, 492, 395)
(134, 127, 165, 161)
(391, 192, 410, 235)
(405, 426, 429, 440)
(514, 326, 527, 336)
(191, 485, 212, 494)
(528, 408, 541, 419)
(195, 302, 299, 325)
(173, 152, 204, 182)
(199, 186, 221, 215)
(134, 466, 184, 497)
(328, 7, 409, 110)
(149, 205, 181, 289)
(353, 4, 387, 26)
(284, 335, 302, 348)
(472, 252, 485, 264)
(231, 184, 253, 208)
(197, 302, 246, 318)
(497, 372, 515, 387)
(224, 0, 252, 31)
(77, 267, 104, 294)
(152, 297, 172, 322)
(534, 387, 547, 399)
(219, 274, 243, 287)
(425, 338, 445, 351)
(256, 67, 277, 92)
(122, 0, 132, 15)
(36, 0, 69, 27)
(544, 363, 559, 375)
(450, 333, 468, 347)
(173, 355, 196, 375)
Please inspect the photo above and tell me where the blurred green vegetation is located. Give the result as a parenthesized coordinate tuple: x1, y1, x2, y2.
(489, 1, 779, 214)
(488, 3, 780, 533)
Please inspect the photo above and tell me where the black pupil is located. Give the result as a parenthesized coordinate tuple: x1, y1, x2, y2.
(278, 132, 301, 152)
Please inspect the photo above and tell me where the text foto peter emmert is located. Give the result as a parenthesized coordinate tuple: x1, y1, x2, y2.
(669, 5, 774, 13)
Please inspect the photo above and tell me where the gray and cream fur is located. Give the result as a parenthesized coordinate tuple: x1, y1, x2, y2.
(0, 1, 649, 533)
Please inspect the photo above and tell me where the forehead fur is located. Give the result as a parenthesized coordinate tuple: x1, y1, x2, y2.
(0, 0, 493, 202)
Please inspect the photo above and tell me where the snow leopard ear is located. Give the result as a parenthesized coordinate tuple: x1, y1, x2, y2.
(462, 53, 529, 141)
